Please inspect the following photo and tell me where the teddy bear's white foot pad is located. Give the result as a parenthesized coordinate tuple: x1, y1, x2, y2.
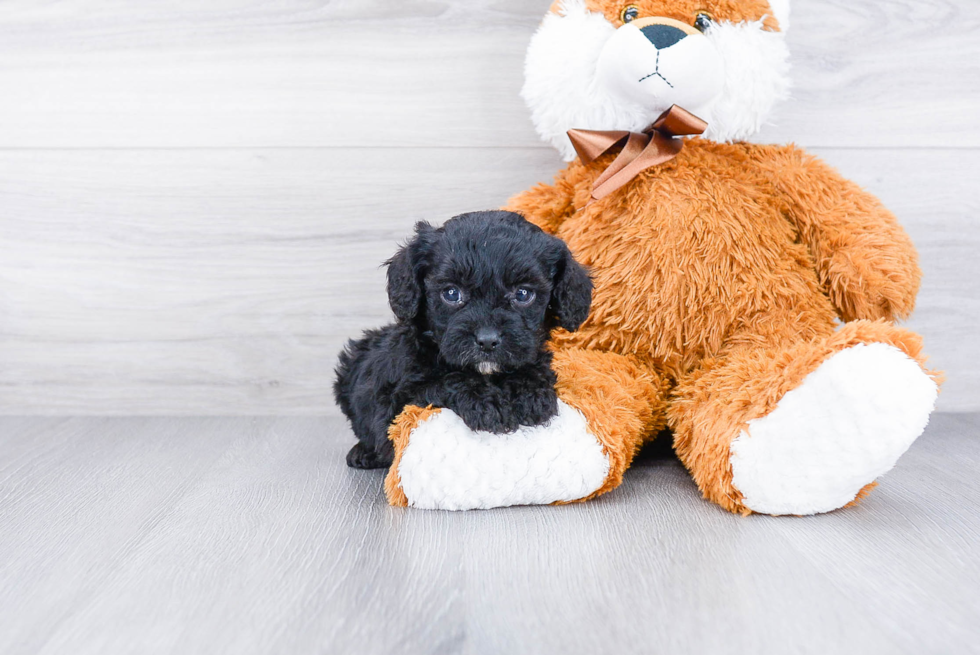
(396, 401, 610, 511)
(729, 343, 938, 516)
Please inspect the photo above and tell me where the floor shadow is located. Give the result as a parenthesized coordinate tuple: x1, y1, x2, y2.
(632, 429, 679, 467)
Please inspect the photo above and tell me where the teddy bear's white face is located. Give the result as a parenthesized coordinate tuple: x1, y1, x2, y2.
(596, 16, 725, 114)
(523, 0, 791, 160)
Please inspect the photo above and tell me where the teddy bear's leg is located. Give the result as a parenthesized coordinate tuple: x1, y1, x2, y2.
(550, 347, 669, 500)
(384, 347, 668, 509)
(668, 319, 940, 516)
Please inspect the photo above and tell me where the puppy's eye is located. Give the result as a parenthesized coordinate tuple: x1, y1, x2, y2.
(441, 287, 464, 305)
(694, 11, 713, 32)
(513, 288, 536, 305)
(620, 5, 640, 23)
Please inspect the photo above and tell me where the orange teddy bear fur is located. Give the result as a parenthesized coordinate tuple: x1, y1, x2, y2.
(505, 140, 936, 514)
(384, 0, 940, 515)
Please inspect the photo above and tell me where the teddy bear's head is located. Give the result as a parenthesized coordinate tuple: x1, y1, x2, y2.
(523, 0, 791, 160)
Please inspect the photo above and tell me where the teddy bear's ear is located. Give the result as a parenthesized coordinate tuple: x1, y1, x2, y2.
(386, 222, 436, 323)
(768, 0, 790, 31)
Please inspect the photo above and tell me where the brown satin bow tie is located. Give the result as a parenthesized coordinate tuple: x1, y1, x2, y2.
(567, 105, 708, 202)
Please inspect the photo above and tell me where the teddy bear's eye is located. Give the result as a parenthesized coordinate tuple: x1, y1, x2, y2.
(694, 12, 714, 32)
(620, 5, 640, 23)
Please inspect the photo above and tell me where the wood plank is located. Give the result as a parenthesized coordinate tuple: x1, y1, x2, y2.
(12, 418, 462, 655)
(757, 414, 980, 653)
(783, 0, 980, 148)
(0, 147, 555, 415)
(0, 414, 977, 654)
(460, 463, 908, 655)
(0, 0, 976, 149)
(0, 417, 242, 654)
(817, 148, 980, 412)
(0, 147, 975, 414)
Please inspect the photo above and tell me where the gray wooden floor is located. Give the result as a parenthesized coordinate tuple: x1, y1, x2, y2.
(1, 414, 977, 655)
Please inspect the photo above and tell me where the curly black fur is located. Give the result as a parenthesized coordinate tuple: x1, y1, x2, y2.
(334, 210, 593, 469)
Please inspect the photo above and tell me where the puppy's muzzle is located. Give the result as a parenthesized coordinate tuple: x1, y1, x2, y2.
(475, 327, 502, 353)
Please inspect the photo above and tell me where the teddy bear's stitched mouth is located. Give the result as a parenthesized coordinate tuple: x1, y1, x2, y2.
(637, 50, 674, 88)
(639, 71, 674, 87)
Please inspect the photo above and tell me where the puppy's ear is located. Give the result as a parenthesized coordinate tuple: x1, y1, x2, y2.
(549, 241, 593, 332)
(386, 221, 436, 322)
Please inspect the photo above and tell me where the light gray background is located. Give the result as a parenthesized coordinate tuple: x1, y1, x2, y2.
(0, 0, 977, 414)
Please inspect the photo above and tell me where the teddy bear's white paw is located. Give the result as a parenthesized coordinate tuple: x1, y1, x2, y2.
(729, 343, 938, 516)
(396, 401, 610, 511)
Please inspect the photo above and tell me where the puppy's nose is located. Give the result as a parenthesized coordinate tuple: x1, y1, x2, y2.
(641, 23, 687, 49)
(475, 327, 501, 352)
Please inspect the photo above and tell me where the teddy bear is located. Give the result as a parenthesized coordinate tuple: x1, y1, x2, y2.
(382, 0, 941, 515)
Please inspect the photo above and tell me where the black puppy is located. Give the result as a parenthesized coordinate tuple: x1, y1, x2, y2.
(334, 210, 593, 469)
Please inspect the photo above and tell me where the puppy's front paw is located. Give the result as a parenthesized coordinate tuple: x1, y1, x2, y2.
(458, 404, 519, 434)
(346, 442, 393, 469)
(523, 390, 560, 428)
(460, 391, 558, 432)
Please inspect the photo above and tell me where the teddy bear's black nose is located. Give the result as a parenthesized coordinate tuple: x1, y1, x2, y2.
(641, 24, 687, 50)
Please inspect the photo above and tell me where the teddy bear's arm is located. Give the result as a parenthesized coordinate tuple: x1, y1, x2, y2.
(748, 144, 921, 322)
(503, 165, 578, 235)
(384, 346, 669, 509)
